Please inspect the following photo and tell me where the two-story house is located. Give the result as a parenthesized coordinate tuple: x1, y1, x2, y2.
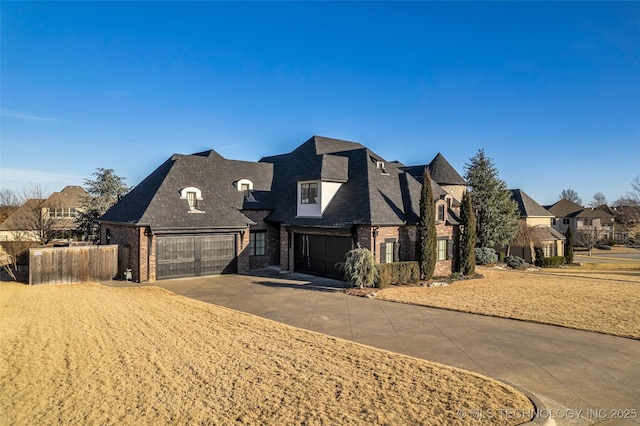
(0, 186, 87, 242)
(99, 136, 462, 282)
(545, 199, 615, 245)
(505, 189, 565, 262)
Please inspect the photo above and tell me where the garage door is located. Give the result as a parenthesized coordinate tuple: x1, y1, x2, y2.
(156, 234, 237, 280)
(294, 234, 352, 280)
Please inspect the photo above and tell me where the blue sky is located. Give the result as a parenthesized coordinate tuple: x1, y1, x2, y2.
(2, 1, 639, 206)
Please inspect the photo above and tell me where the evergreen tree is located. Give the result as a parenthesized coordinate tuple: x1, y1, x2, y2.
(464, 149, 519, 248)
(416, 168, 437, 280)
(76, 168, 130, 243)
(459, 191, 476, 276)
(564, 225, 574, 264)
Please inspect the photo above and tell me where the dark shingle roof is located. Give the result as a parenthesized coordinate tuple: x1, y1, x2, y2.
(45, 186, 88, 207)
(544, 199, 615, 220)
(510, 189, 553, 218)
(428, 153, 467, 185)
(544, 199, 584, 218)
(100, 150, 273, 231)
(261, 137, 447, 228)
(403, 153, 466, 186)
(577, 207, 614, 219)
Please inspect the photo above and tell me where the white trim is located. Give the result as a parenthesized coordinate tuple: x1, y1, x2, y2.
(179, 186, 204, 213)
(235, 179, 254, 191)
(179, 186, 203, 200)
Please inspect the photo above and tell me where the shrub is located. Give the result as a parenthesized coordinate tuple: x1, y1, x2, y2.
(541, 256, 565, 267)
(504, 255, 526, 269)
(564, 226, 574, 264)
(339, 246, 378, 288)
(534, 247, 544, 267)
(475, 247, 498, 265)
(377, 262, 420, 288)
(449, 272, 462, 281)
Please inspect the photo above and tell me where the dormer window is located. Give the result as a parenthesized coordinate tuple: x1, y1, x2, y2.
(186, 191, 197, 209)
(376, 161, 388, 175)
(235, 179, 256, 202)
(179, 187, 204, 213)
(301, 182, 318, 204)
(235, 179, 254, 192)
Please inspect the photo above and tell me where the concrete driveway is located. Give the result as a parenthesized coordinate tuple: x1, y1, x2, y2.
(108, 270, 640, 425)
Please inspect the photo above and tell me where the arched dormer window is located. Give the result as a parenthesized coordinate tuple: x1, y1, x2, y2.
(235, 179, 256, 202)
(179, 187, 204, 213)
(235, 179, 254, 192)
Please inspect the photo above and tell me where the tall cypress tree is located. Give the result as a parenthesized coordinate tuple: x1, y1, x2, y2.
(416, 168, 437, 280)
(564, 225, 574, 265)
(460, 191, 476, 276)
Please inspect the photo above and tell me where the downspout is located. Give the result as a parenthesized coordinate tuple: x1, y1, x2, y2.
(286, 229, 291, 272)
(137, 227, 142, 282)
(147, 228, 152, 282)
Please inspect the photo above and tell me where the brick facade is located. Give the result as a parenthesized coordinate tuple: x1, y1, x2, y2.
(100, 223, 150, 282)
(242, 209, 280, 270)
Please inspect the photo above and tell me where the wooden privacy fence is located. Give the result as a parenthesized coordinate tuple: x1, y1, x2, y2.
(29, 245, 118, 285)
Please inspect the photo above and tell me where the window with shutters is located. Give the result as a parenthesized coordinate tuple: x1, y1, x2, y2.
(437, 239, 448, 261)
(381, 238, 398, 263)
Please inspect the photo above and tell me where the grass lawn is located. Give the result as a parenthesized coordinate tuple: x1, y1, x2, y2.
(377, 255, 640, 340)
(0, 282, 533, 425)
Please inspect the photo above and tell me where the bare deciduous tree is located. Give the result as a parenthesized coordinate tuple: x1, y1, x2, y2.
(588, 192, 607, 208)
(559, 188, 582, 205)
(577, 225, 606, 256)
(8, 185, 64, 244)
(0, 240, 36, 281)
(0, 189, 20, 223)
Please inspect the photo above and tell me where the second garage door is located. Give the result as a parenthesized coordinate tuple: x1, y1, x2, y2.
(294, 234, 352, 280)
(156, 234, 237, 280)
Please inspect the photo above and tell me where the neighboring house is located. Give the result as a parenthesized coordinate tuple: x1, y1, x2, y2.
(0, 185, 87, 242)
(545, 199, 615, 244)
(0, 199, 45, 241)
(45, 185, 88, 240)
(99, 136, 463, 282)
(504, 189, 565, 262)
(611, 205, 640, 242)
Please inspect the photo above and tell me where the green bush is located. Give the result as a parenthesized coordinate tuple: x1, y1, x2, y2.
(534, 247, 544, 267)
(504, 255, 526, 269)
(339, 246, 378, 288)
(541, 256, 565, 267)
(377, 262, 420, 288)
(475, 247, 498, 265)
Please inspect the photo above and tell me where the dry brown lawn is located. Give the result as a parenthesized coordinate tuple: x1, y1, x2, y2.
(0, 282, 533, 425)
(378, 261, 640, 339)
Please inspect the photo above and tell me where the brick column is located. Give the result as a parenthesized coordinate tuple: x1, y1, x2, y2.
(237, 227, 251, 273)
(279, 225, 292, 272)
